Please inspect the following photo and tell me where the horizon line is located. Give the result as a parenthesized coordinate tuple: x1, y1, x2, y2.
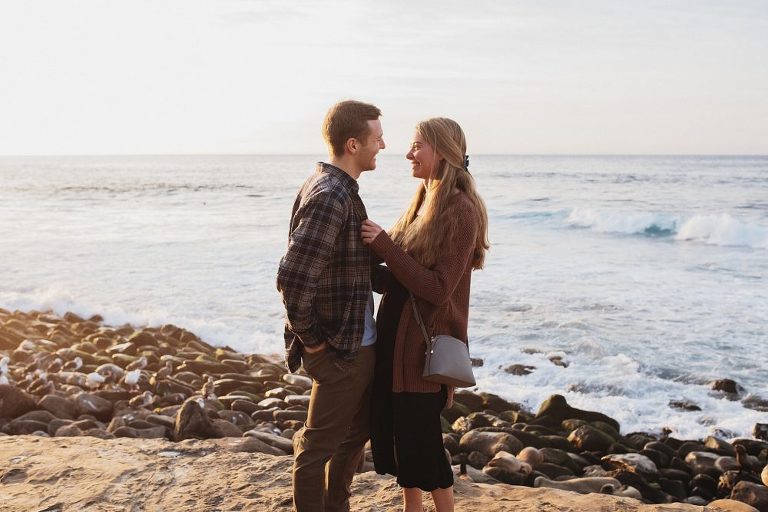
(1, 152, 767, 158)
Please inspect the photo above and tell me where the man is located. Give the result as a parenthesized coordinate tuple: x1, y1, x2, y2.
(277, 100, 385, 511)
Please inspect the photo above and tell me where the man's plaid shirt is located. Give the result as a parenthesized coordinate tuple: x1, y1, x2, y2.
(277, 163, 372, 372)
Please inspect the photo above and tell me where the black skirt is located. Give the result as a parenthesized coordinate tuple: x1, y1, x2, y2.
(370, 279, 454, 491)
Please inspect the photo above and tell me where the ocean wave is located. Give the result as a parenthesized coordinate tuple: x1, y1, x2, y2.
(565, 208, 768, 249)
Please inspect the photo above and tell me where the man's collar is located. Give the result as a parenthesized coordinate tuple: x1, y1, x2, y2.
(316, 162, 359, 193)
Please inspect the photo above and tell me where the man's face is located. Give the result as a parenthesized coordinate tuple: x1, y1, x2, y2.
(355, 119, 385, 172)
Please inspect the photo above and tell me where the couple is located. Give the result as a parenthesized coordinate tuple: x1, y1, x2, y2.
(276, 100, 489, 512)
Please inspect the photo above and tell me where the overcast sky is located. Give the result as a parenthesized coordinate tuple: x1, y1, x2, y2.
(1, 0, 766, 155)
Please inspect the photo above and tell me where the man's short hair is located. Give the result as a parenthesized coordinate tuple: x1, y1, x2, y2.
(322, 100, 382, 157)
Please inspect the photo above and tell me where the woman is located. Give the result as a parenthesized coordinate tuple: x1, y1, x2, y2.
(361, 117, 489, 512)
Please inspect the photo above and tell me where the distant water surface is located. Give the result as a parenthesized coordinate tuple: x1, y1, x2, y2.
(1, 154, 766, 439)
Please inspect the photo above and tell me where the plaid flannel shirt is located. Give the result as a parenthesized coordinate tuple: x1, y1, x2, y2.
(277, 163, 371, 372)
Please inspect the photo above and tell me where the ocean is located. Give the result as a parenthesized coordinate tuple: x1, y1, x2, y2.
(1, 154, 766, 439)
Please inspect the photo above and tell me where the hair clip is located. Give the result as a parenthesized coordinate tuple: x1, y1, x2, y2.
(463, 155, 470, 169)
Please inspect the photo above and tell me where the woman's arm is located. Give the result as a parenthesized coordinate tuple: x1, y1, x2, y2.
(365, 202, 477, 306)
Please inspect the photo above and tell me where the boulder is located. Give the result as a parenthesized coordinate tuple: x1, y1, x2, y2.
(3, 419, 50, 435)
(211, 419, 243, 438)
(602, 453, 659, 478)
(482, 451, 530, 485)
(452, 413, 494, 435)
(516, 446, 543, 468)
(37, 394, 77, 420)
(504, 364, 535, 376)
(73, 392, 113, 421)
(708, 499, 760, 512)
(479, 392, 520, 412)
(705, 436, 736, 456)
(568, 425, 614, 452)
(282, 374, 312, 389)
(173, 398, 223, 441)
(710, 379, 745, 398)
(243, 430, 293, 455)
(730, 481, 768, 512)
(0, 384, 36, 418)
(534, 476, 622, 494)
(685, 451, 722, 477)
(453, 390, 484, 412)
(459, 430, 523, 458)
(532, 394, 620, 432)
(225, 436, 284, 456)
(467, 451, 490, 469)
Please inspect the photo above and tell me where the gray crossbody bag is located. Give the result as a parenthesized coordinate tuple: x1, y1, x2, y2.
(409, 293, 476, 388)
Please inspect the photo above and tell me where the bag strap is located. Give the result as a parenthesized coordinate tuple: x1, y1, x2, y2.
(409, 293, 432, 347)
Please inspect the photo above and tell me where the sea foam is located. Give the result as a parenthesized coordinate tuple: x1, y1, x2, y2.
(566, 208, 767, 249)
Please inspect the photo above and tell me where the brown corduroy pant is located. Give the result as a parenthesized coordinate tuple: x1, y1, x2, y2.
(292, 345, 375, 512)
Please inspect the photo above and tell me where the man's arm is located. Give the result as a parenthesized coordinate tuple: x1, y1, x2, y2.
(277, 189, 346, 348)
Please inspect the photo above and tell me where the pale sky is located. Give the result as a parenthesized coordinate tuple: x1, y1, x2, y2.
(1, 0, 766, 155)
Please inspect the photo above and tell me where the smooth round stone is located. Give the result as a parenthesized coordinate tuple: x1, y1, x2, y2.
(602, 453, 659, 478)
(284, 395, 311, 408)
(282, 374, 312, 389)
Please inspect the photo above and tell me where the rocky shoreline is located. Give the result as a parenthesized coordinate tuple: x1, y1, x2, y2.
(1, 308, 767, 511)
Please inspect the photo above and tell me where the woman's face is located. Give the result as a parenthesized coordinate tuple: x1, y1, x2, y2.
(406, 132, 441, 180)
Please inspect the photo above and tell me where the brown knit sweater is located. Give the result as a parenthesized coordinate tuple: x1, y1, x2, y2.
(369, 194, 479, 393)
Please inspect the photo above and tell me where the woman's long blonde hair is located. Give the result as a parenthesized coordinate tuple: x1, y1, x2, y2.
(389, 117, 489, 269)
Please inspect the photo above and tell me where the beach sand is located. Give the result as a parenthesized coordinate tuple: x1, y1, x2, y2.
(0, 435, 746, 511)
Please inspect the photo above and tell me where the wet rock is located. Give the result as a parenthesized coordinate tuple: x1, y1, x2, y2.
(470, 357, 483, 367)
(441, 401, 471, 424)
(482, 451, 530, 485)
(0, 384, 36, 418)
(257, 397, 288, 409)
(16, 410, 58, 424)
(678, 441, 707, 460)
(282, 374, 312, 390)
(37, 394, 76, 420)
(669, 400, 702, 411)
(273, 410, 307, 422)
(568, 425, 614, 452)
(705, 436, 736, 456)
(113, 426, 168, 439)
(691, 473, 718, 498)
(504, 364, 535, 376)
(531, 394, 620, 432)
(534, 476, 621, 494)
(516, 446, 542, 468)
(753, 424, 768, 442)
(467, 451, 490, 469)
(211, 419, 243, 437)
(226, 436, 285, 455)
(73, 392, 113, 421)
(730, 481, 768, 511)
(230, 399, 260, 415)
(710, 379, 745, 398)
(743, 396, 768, 413)
(283, 395, 311, 408)
(708, 499, 761, 512)
(243, 430, 292, 454)
(442, 434, 460, 455)
(4, 419, 50, 435)
(453, 390, 484, 412)
(452, 413, 494, 435)
(173, 398, 223, 441)
(685, 451, 722, 477)
(480, 393, 520, 412)
(459, 430, 523, 458)
(602, 453, 659, 478)
(658, 477, 687, 501)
